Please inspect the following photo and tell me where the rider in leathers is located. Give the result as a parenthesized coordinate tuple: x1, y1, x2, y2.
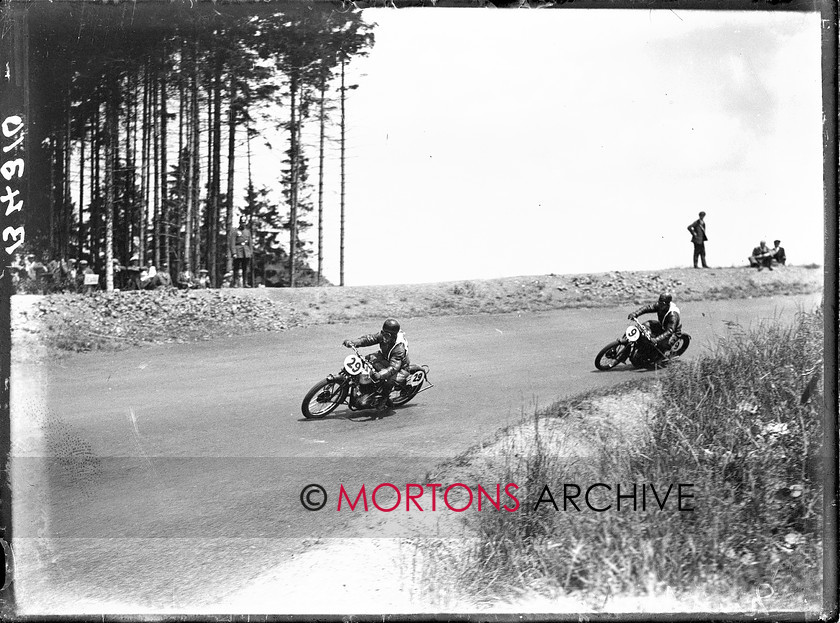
(343, 318, 410, 409)
(628, 292, 682, 355)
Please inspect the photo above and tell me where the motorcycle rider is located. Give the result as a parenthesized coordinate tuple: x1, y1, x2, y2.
(343, 318, 410, 410)
(628, 292, 682, 358)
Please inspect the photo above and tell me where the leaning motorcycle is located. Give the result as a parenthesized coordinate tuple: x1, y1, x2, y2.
(594, 318, 691, 371)
(301, 346, 432, 418)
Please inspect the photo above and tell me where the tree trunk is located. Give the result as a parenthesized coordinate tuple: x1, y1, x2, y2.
(225, 70, 236, 276)
(78, 121, 85, 259)
(288, 72, 298, 289)
(339, 60, 346, 287)
(177, 45, 186, 275)
(104, 81, 117, 292)
(160, 67, 169, 273)
(92, 105, 101, 264)
(62, 93, 71, 259)
(190, 41, 201, 274)
(209, 55, 222, 285)
(317, 76, 326, 286)
(140, 63, 150, 265)
(152, 66, 161, 268)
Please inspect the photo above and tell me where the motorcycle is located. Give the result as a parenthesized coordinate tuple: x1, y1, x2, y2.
(301, 345, 432, 419)
(595, 318, 691, 371)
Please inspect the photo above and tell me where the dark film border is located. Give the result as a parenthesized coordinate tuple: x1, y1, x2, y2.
(0, 0, 836, 618)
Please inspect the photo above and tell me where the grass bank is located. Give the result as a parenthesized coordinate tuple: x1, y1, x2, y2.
(417, 306, 824, 612)
(11, 265, 823, 357)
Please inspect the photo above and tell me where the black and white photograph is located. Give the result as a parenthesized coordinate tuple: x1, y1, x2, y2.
(0, 0, 834, 616)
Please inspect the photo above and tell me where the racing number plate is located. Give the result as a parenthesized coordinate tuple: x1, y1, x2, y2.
(343, 354, 365, 375)
(625, 325, 641, 342)
(406, 370, 425, 387)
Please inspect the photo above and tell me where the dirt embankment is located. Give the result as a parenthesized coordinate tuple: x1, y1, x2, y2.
(11, 265, 823, 358)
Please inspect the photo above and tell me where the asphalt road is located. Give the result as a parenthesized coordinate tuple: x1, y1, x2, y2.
(10, 293, 821, 613)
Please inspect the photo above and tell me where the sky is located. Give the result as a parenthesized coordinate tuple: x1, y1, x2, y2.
(260, 8, 824, 286)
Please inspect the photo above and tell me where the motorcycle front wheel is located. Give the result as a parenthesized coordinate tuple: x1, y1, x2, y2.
(301, 378, 348, 419)
(595, 340, 630, 371)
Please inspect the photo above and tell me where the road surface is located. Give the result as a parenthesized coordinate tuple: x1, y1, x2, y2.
(10, 293, 821, 613)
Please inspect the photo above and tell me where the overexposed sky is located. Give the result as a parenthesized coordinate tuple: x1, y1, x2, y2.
(261, 8, 824, 286)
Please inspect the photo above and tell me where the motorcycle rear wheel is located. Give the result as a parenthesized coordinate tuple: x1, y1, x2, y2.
(595, 340, 630, 371)
(390, 382, 421, 406)
(301, 378, 348, 419)
(671, 333, 691, 357)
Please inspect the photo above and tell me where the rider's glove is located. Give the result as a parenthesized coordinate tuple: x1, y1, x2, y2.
(370, 370, 381, 381)
(343, 340, 353, 348)
(627, 313, 636, 320)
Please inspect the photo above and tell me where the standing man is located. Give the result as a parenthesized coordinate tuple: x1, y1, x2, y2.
(687, 211, 708, 269)
(230, 217, 253, 288)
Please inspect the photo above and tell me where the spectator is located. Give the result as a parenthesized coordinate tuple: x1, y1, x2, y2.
(51, 256, 72, 288)
(23, 254, 36, 281)
(771, 240, 786, 266)
(687, 211, 709, 269)
(221, 271, 233, 288)
(65, 258, 78, 290)
(749, 241, 774, 271)
(43, 255, 58, 287)
(197, 269, 211, 289)
(177, 267, 196, 289)
(112, 258, 124, 289)
(125, 255, 142, 290)
(230, 217, 253, 287)
(157, 262, 173, 288)
(76, 259, 97, 293)
(140, 259, 158, 289)
(29, 255, 46, 282)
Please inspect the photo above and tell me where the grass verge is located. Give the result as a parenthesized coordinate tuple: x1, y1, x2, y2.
(417, 306, 824, 612)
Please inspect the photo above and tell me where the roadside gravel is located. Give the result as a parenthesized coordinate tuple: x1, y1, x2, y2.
(12, 265, 822, 360)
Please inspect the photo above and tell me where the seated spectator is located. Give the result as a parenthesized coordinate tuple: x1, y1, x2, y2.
(771, 240, 786, 266)
(140, 261, 174, 290)
(749, 241, 773, 271)
(197, 269, 211, 289)
(140, 259, 157, 288)
(177, 268, 196, 289)
(76, 259, 97, 293)
(157, 262, 173, 288)
(29, 256, 46, 282)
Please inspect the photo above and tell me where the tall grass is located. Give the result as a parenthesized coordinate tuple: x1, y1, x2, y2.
(425, 308, 824, 609)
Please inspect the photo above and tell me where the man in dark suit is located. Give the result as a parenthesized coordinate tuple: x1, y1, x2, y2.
(771, 240, 786, 266)
(230, 217, 254, 287)
(687, 211, 708, 268)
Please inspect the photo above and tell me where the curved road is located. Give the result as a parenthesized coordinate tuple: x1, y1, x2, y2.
(11, 293, 821, 613)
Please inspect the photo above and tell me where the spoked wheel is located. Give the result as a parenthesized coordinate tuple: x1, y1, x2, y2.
(390, 383, 421, 407)
(301, 378, 348, 419)
(389, 368, 426, 406)
(671, 333, 691, 357)
(595, 340, 630, 371)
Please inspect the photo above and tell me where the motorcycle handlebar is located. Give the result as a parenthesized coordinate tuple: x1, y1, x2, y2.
(349, 345, 378, 377)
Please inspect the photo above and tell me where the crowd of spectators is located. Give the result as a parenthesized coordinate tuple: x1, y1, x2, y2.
(9, 252, 215, 294)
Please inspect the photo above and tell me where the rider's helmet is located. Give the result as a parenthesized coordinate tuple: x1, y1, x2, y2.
(657, 292, 673, 309)
(382, 318, 400, 336)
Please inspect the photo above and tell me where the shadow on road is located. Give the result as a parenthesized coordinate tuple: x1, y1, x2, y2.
(298, 404, 420, 423)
